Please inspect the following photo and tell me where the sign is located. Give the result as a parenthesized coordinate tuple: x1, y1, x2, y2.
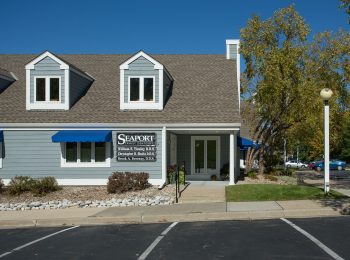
(116, 133, 156, 162)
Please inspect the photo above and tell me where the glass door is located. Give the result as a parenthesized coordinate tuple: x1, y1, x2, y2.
(193, 137, 219, 174)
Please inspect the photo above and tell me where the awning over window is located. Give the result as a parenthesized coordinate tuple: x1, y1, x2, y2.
(238, 136, 255, 149)
(52, 130, 112, 143)
(0, 131, 3, 142)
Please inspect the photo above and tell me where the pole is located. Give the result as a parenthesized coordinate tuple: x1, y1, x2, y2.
(324, 101, 330, 194)
(284, 138, 287, 170)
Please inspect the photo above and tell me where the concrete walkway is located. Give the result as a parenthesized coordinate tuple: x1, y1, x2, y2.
(0, 199, 347, 228)
(178, 181, 227, 203)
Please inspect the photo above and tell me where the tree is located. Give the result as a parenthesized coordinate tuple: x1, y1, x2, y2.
(340, 119, 350, 161)
(340, 0, 350, 23)
(240, 5, 350, 174)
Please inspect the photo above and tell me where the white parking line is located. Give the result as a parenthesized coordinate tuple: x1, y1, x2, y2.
(0, 225, 80, 258)
(138, 222, 178, 260)
(281, 218, 344, 260)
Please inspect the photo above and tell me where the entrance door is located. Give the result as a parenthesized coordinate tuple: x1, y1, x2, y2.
(191, 136, 220, 175)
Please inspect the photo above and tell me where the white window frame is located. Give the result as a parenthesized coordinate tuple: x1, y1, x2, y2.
(34, 76, 61, 104)
(128, 76, 155, 103)
(191, 136, 221, 175)
(61, 142, 111, 168)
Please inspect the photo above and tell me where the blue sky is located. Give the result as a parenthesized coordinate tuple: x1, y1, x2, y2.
(0, 0, 347, 54)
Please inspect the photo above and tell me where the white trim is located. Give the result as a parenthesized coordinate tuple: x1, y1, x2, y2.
(61, 142, 111, 168)
(226, 39, 240, 45)
(128, 76, 156, 103)
(161, 126, 167, 185)
(25, 51, 69, 70)
(229, 131, 236, 185)
(191, 136, 220, 175)
(33, 76, 61, 103)
(226, 39, 241, 111)
(0, 123, 241, 129)
(25, 69, 31, 110)
(120, 69, 125, 110)
(120, 51, 163, 70)
(158, 69, 164, 110)
(65, 69, 70, 110)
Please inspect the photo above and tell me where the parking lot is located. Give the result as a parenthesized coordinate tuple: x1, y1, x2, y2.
(0, 217, 349, 259)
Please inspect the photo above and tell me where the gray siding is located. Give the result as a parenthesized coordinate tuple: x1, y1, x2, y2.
(124, 56, 159, 103)
(30, 57, 65, 103)
(176, 134, 229, 175)
(1, 130, 162, 180)
(69, 70, 91, 107)
(228, 44, 237, 60)
(163, 71, 172, 105)
(0, 79, 12, 92)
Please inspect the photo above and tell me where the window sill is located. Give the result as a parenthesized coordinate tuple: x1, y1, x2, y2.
(27, 103, 68, 110)
(121, 102, 162, 110)
(61, 162, 110, 168)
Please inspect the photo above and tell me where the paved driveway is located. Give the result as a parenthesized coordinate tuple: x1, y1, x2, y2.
(0, 217, 349, 259)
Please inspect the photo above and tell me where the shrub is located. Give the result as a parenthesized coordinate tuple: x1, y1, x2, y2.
(265, 175, 278, 182)
(220, 163, 229, 181)
(8, 176, 36, 195)
(178, 166, 185, 185)
(247, 171, 258, 179)
(167, 165, 177, 184)
(107, 172, 149, 194)
(32, 176, 61, 196)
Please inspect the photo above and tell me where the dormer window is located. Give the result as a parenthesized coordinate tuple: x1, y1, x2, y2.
(35, 76, 60, 102)
(129, 76, 155, 102)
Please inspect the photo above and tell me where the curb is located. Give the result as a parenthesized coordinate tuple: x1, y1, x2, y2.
(0, 209, 342, 228)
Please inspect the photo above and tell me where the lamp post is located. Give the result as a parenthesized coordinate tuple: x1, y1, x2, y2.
(320, 88, 333, 194)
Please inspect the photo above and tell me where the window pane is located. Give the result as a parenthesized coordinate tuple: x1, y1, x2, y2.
(130, 78, 140, 101)
(95, 142, 106, 162)
(66, 142, 77, 162)
(81, 142, 92, 162)
(195, 140, 205, 173)
(144, 78, 154, 101)
(36, 78, 46, 101)
(50, 78, 60, 101)
(207, 140, 217, 170)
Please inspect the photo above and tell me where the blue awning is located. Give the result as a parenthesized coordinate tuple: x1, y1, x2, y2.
(0, 131, 3, 142)
(52, 130, 112, 143)
(238, 136, 255, 149)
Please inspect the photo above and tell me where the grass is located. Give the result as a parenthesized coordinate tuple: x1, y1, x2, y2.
(226, 184, 348, 202)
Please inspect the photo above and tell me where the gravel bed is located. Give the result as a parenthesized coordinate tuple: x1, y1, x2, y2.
(0, 185, 176, 211)
(238, 175, 296, 185)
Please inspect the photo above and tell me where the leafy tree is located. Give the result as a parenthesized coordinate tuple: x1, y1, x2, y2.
(340, 0, 350, 23)
(340, 119, 350, 161)
(240, 5, 350, 174)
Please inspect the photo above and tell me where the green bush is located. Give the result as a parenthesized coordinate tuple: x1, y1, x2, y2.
(247, 171, 258, 179)
(265, 175, 278, 182)
(178, 166, 185, 185)
(8, 176, 36, 195)
(220, 163, 229, 181)
(107, 172, 149, 194)
(167, 165, 177, 184)
(32, 176, 61, 196)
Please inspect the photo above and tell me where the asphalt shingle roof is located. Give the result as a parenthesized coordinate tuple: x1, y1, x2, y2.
(0, 54, 240, 124)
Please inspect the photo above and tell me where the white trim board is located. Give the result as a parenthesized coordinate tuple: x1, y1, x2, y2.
(25, 51, 69, 70)
(120, 51, 163, 70)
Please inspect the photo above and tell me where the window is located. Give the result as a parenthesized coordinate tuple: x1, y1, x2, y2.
(35, 76, 60, 103)
(62, 142, 110, 167)
(129, 76, 154, 102)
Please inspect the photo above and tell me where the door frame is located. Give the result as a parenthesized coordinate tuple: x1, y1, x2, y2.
(190, 136, 220, 175)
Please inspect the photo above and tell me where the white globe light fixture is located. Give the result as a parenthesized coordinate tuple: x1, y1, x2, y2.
(320, 88, 333, 194)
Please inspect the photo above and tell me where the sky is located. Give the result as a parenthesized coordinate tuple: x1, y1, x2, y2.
(0, 0, 348, 55)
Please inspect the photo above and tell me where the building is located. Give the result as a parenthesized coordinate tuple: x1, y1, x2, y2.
(0, 40, 245, 186)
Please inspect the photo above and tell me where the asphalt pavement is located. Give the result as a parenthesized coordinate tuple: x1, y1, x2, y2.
(0, 217, 349, 260)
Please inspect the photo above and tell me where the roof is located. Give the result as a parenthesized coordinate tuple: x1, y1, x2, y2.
(0, 54, 240, 124)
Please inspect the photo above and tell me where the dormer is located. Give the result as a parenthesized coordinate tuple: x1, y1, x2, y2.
(0, 68, 17, 93)
(119, 51, 173, 110)
(25, 51, 94, 110)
